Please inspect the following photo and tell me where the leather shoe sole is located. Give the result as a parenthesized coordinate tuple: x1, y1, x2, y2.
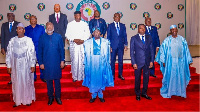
(48, 99, 54, 105)
(56, 98, 62, 105)
(99, 98, 105, 102)
(8, 81, 12, 84)
(141, 94, 152, 100)
(136, 96, 140, 101)
(89, 98, 96, 103)
(150, 74, 157, 78)
(118, 76, 125, 80)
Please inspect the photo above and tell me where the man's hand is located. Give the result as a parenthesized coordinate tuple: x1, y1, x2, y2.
(110, 48, 112, 52)
(156, 47, 159, 52)
(124, 46, 128, 51)
(7, 68, 12, 74)
(1, 48, 5, 55)
(149, 62, 153, 68)
(100, 34, 103, 37)
(163, 63, 165, 67)
(40, 64, 45, 69)
(78, 40, 84, 45)
(133, 64, 138, 69)
(31, 67, 35, 73)
(60, 61, 65, 69)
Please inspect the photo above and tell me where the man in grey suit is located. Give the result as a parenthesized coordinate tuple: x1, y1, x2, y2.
(1, 13, 19, 84)
(49, 4, 68, 46)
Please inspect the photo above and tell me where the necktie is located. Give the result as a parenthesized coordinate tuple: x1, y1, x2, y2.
(9, 22, 12, 32)
(142, 36, 145, 44)
(97, 19, 99, 27)
(57, 14, 59, 23)
(148, 27, 151, 34)
(117, 23, 120, 35)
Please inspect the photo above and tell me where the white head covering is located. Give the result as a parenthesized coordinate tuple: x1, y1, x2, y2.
(17, 23, 24, 28)
(170, 25, 177, 29)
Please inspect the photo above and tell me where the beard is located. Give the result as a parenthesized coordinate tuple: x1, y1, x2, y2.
(46, 28, 54, 34)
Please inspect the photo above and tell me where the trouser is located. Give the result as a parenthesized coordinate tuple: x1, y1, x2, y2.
(111, 48, 124, 77)
(46, 79, 61, 99)
(134, 65, 150, 96)
(91, 89, 103, 98)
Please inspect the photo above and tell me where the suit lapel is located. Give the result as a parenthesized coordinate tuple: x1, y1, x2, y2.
(136, 34, 145, 49)
(112, 22, 118, 36)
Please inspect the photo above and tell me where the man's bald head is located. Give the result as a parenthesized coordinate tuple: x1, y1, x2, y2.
(46, 22, 54, 35)
(145, 17, 151, 26)
(54, 4, 61, 13)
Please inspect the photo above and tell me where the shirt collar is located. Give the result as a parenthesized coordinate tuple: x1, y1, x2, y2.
(139, 34, 145, 37)
(9, 21, 14, 24)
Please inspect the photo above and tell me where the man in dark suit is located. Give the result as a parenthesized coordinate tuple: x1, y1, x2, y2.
(107, 13, 128, 80)
(1, 13, 19, 84)
(49, 4, 68, 46)
(145, 17, 160, 78)
(130, 24, 154, 101)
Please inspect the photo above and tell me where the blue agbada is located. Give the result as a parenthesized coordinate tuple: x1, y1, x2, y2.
(89, 18, 107, 37)
(25, 24, 45, 53)
(155, 35, 193, 98)
(38, 33, 65, 80)
(83, 37, 114, 94)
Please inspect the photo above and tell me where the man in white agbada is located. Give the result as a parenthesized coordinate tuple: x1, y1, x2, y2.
(65, 11, 90, 82)
(6, 23, 36, 107)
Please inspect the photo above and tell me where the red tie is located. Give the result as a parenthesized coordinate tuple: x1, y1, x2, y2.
(57, 14, 59, 23)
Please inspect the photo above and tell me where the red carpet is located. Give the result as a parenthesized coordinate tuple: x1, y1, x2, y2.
(0, 63, 199, 111)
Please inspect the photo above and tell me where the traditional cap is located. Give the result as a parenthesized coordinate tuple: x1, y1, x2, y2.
(170, 25, 177, 29)
(17, 23, 24, 28)
(74, 11, 81, 15)
(92, 27, 100, 33)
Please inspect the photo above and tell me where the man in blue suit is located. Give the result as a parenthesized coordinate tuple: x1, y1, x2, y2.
(107, 13, 128, 80)
(145, 17, 160, 78)
(49, 4, 68, 46)
(1, 13, 19, 84)
(89, 10, 107, 37)
(130, 24, 154, 101)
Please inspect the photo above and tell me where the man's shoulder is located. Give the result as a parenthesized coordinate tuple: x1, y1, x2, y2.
(60, 13, 67, 17)
(53, 33, 62, 38)
(49, 13, 54, 17)
(2, 22, 8, 26)
(131, 34, 139, 38)
(151, 26, 157, 30)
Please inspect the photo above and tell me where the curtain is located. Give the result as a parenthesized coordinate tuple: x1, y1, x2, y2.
(186, 0, 200, 45)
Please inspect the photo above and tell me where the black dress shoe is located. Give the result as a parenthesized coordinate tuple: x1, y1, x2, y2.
(99, 98, 105, 102)
(136, 96, 140, 101)
(141, 94, 152, 100)
(41, 79, 46, 82)
(150, 74, 157, 78)
(118, 75, 125, 80)
(8, 81, 12, 84)
(48, 98, 54, 105)
(89, 98, 96, 103)
(13, 104, 17, 107)
(73, 79, 77, 82)
(26, 104, 31, 106)
(55, 98, 62, 105)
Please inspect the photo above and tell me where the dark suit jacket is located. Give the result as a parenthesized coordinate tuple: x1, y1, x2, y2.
(1, 21, 19, 51)
(145, 26, 160, 54)
(130, 34, 154, 68)
(107, 22, 128, 49)
(49, 13, 68, 39)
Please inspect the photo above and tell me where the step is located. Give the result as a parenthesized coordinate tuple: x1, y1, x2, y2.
(0, 80, 199, 102)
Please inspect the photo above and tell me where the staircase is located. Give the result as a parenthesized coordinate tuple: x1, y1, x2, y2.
(0, 63, 199, 102)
